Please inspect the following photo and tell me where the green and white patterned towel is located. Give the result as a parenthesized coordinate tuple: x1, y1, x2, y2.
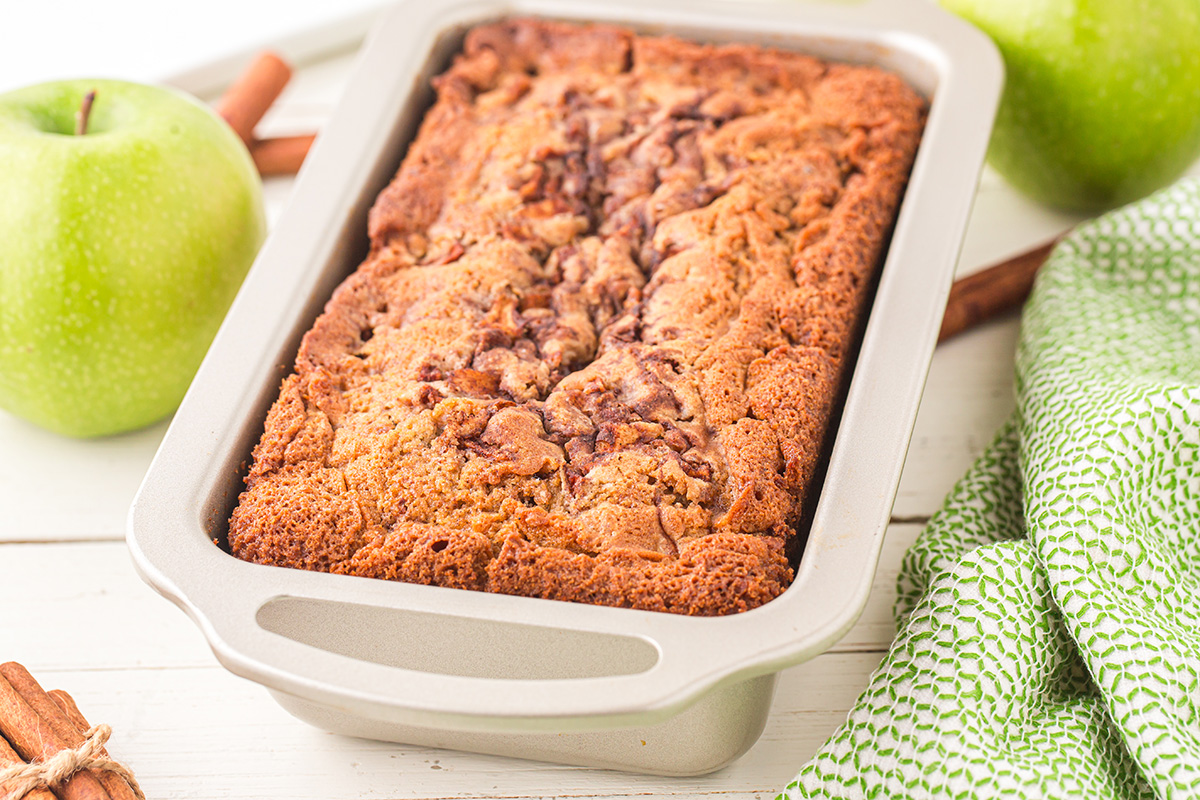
(780, 177, 1200, 799)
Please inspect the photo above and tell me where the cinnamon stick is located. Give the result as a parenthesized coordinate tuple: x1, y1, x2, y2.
(0, 664, 129, 800)
(45, 690, 138, 800)
(215, 50, 292, 147)
(0, 668, 109, 800)
(47, 691, 89, 735)
(938, 237, 1061, 343)
(250, 133, 316, 176)
(0, 733, 58, 800)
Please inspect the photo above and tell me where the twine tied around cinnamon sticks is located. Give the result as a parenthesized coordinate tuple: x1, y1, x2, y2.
(0, 724, 143, 800)
(0, 663, 142, 800)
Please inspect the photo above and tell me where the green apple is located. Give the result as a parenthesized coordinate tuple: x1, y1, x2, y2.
(940, 0, 1200, 212)
(0, 79, 266, 437)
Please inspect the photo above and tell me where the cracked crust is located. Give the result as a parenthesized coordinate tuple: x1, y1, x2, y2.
(227, 19, 927, 615)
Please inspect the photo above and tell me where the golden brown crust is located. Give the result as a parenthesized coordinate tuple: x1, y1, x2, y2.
(228, 19, 927, 615)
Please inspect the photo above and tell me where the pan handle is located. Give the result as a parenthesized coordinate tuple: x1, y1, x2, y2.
(188, 573, 777, 732)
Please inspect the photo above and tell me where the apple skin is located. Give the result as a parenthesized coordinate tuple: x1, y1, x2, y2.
(941, 0, 1200, 212)
(0, 79, 266, 437)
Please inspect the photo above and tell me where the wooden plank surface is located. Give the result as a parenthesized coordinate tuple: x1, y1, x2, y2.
(12, 655, 884, 800)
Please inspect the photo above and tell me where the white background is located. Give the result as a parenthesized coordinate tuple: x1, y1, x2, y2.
(0, 0, 387, 93)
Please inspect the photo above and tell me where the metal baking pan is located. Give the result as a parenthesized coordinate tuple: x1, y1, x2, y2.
(129, 0, 1001, 776)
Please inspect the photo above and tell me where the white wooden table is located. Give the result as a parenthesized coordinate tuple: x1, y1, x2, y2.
(0, 15, 1131, 799)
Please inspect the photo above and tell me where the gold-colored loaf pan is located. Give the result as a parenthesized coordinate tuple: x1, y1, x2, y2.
(129, 0, 1002, 776)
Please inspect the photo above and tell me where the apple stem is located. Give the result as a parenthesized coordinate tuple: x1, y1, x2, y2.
(75, 90, 97, 136)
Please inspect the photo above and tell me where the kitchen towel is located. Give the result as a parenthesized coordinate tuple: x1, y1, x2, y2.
(780, 177, 1200, 799)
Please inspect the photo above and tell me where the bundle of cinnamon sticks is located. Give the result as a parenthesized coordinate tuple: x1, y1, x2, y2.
(216, 50, 316, 177)
(0, 662, 141, 800)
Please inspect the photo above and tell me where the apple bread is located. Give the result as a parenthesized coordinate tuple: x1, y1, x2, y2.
(228, 19, 927, 615)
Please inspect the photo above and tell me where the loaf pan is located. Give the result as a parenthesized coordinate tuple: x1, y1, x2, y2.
(128, 0, 1001, 776)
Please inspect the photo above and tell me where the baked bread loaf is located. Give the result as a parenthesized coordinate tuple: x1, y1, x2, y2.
(228, 19, 926, 615)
